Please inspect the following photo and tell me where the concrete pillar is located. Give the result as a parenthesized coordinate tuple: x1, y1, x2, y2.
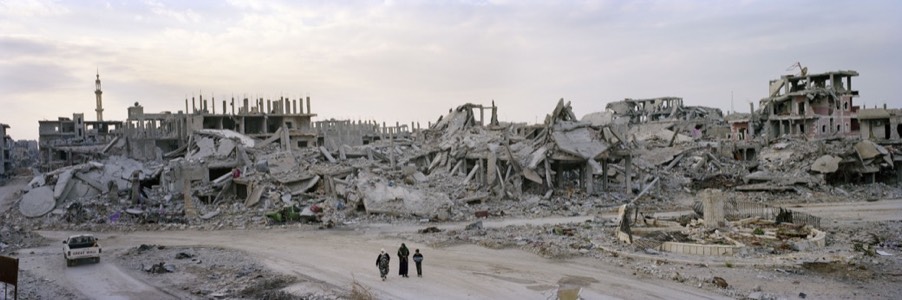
(602, 160, 608, 192)
(585, 161, 594, 195)
(293, 100, 298, 114)
(222, 101, 226, 115)
(624, 155, 632, 195)
(306, 96, 311, 115)
(192, 97, 196, 113)
(480, 107, 484, 126)
(243, 98, 249, 114)
(748, 103, 755, 138)
(702, 189, 725, 228)
(267, 100, 271, 114)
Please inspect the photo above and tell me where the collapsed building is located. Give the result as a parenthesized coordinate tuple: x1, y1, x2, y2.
(10, 67, 899, 238)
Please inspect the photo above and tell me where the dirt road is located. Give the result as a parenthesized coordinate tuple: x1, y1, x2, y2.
(786, 198, 902, 224)
(20, 198, 900, 299)
(32, 222, 727, 299)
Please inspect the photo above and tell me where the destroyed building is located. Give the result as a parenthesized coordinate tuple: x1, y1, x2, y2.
(759, 70, 860, 139)
(604, 97, 727, 140)
(10, 139, 39, 170)
(857, 107, 902, 142)
(124, 95, 318, 160)
(38, 113, 123, 171)
(314, 119, 420, 151)
(1, 123, 11, 177)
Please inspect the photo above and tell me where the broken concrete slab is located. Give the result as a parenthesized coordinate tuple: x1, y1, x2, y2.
(245, 184, 265, 207)
(190, 137, 216, 160)
(287, 175, 320, 195)
(195, 129, 255, 147)
(551, 124, 609, 160)
(215, 138, 236, 158)
(262, 151, 298, 175)
(53, 170, 75, 200)
(855, 140, 882, 160)
(357, 171, 452, 216)
(19, 186, 56, 217)
(811, 155, 841, 173)
(74, 172, 106, 193)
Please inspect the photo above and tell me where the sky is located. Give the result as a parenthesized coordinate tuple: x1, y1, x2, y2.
(1, 0, 900, 140)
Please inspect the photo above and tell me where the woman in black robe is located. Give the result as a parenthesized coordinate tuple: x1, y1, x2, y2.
(397, 243, 410, 277)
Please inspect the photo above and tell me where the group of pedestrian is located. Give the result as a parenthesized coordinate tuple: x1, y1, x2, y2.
(375, 243, 424, 281)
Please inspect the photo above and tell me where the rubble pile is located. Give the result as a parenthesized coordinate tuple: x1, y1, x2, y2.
(116, 244, 337, 300)
(6, 97, 899, 235)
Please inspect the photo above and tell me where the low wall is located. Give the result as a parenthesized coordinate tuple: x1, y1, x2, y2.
(660, 241, 743, 256)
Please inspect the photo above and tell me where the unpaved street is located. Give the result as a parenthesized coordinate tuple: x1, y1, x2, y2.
(30, 222, 727, 300)
(787, 198, 902, 224)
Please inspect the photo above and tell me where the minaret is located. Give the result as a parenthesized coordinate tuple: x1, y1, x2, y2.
(94, 71, 104, 121)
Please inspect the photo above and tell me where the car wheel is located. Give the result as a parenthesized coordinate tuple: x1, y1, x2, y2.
(66, 259, 72, 267)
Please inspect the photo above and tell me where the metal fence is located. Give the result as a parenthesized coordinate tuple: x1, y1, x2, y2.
(727, 201, 821, 228)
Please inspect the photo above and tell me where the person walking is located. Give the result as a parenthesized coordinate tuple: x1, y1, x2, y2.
(376, 249, 390, 281)
(397, 243, 410, 278)
(412, 249, 424, 277)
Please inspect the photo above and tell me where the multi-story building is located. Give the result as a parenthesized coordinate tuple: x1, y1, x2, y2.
(0, 123, 11, 177)
(759, 70, 860, 139)
(38, 113, 122, 171)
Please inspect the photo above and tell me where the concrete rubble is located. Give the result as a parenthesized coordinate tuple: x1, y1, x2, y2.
(3, 67, 902, 300)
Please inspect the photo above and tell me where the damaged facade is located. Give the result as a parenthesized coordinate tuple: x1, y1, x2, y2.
(858, 107, 902, 141)
(1, 123, 11, 177)
(11, 67, 900, 258)
(759, 70, 860, 139)
(38, 113, 123, 171)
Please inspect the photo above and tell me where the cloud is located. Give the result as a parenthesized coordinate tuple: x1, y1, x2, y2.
(0, 35, 57, 56)
(144, 0, 201, 23)
(0, 0, 900, 140)
(0, 61, 79, 95)
(0, 0, 69, 17)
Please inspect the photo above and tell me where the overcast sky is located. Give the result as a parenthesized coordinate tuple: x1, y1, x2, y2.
(1, 0, 900, 140)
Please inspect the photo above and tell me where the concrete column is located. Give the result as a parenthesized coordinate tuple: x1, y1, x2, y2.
(702, 189, 725, 228)
(293, 100, 298, 114)
(306, 96, 311, 115)
(602, 160, 608, 192)
(480, 107, 484, 126)
(624, 155, 632, 195)
(585, 161, 594, 195)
